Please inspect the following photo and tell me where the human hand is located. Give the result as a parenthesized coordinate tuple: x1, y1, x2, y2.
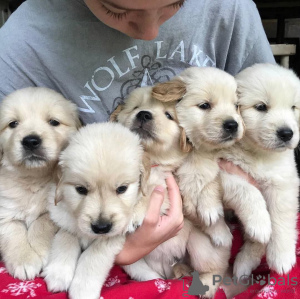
(115, 173, 184, 265)
(218, 159, 259, 189)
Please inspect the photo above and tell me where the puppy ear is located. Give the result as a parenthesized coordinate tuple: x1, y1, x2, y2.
(180, 128, 193, 153)
(68, 103, 82, 129)
(152, 79, 186, 102)
(54, 182, 63, 205)
(76, 116, 84, 129)
(110, 104, 124, 122)
(54, 166, 64, 205)
(140, 152, 151, 196)
(236, 105, 246, 140)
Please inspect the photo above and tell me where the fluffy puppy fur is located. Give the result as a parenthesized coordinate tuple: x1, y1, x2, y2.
(43, 123, 162, 299)
(0, 87, 80, 280)
(220, 63, 300, 277)
(111, 86, 190, 170)
(152, 67, 247, 248)
(112, 86, 230, 297)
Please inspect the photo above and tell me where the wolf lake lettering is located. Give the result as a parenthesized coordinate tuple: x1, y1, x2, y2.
(79, 40, 215, 114)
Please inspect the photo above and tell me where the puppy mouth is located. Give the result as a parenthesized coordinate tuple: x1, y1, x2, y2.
(248, 134, 294, 152)
(272, 141, 292, 150)
(219, 120, 240, 143)
(26, 155, 47, 162)
(220, 134, 238, 143)
(22, 152, 47, 163)
(131, 122, 156, 140)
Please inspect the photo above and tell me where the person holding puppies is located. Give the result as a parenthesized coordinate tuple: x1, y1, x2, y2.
(0, 0, 274, 123)
(0, 0, 275, 271)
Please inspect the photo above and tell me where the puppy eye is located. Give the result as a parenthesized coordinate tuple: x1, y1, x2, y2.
(165, 112, 173, 120)
(8, 121, 19, 129)
(292, 105, 296, 111)
(116, 185, 128, 194)
(255, 103, 268, 112)
(235, 104, 239, 110)
(75, 186, 88, 195)
(49, 119, 60, 126)
(198, 103, 211, 110)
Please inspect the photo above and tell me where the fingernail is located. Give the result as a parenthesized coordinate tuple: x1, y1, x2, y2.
(154, 185, 164, 193)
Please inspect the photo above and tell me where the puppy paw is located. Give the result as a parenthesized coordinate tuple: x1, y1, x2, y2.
(205, 218, 232, 248)
(5, 250, 43, 280)
(233, 256, 253, 279)
(42, 262, 74, 292)
(233, 241, 265, 279)
(210, 231, 233, 248)
(196, 273, 218, 298)
(199, 204, 224, 227)
(244, 212, 272, 244)
(267, 244, 296, 275)
(68, 278, 101, 299)
(172, 263, 193, 279)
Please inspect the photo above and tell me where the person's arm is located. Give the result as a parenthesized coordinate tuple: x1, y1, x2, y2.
(115, 174, 184, 266)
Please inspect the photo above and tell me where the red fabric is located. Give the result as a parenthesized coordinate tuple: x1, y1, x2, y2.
(0, 217, 299, 299)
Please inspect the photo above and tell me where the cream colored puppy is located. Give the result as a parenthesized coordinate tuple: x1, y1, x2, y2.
(113, 87, 230, 297)
(43, 123, 156, 299)
(0, 87, 80, 280)
(221, 63, 300, 277)
(112, 86, 190, 171)
(152, 67, 256, 248)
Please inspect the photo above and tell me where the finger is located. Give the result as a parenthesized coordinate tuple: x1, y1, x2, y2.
(218, 159, 244, 176)
(144, 186, 165, 225)
(166, 174, 183, 216)
(219, 159, 258, 188)
(218, 158, 231, 172)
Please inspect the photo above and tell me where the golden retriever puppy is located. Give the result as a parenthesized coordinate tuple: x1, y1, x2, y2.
(111, 86, 189, 170)
(0, 87, 80, 280)
(221, 63, 300, 277)
(152, 67, 254, 249)
(43, 123, 159, 299)
(113, 87, 230, 297)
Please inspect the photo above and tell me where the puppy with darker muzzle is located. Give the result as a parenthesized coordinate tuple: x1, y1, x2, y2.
(111, 86, 190, 170)
(0, 87, 80, 280)
(112, 86, 231, 298)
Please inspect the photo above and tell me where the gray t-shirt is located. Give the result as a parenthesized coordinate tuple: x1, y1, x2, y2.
(0, 0, 275, 123)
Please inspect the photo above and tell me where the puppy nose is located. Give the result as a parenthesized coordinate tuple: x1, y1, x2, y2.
(91, 221, 112, 234)
(22, 135, 42, 150)
(136, 111, 153, 122)
(223, 120, 238, 133)
(277, 128, 293, 142)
